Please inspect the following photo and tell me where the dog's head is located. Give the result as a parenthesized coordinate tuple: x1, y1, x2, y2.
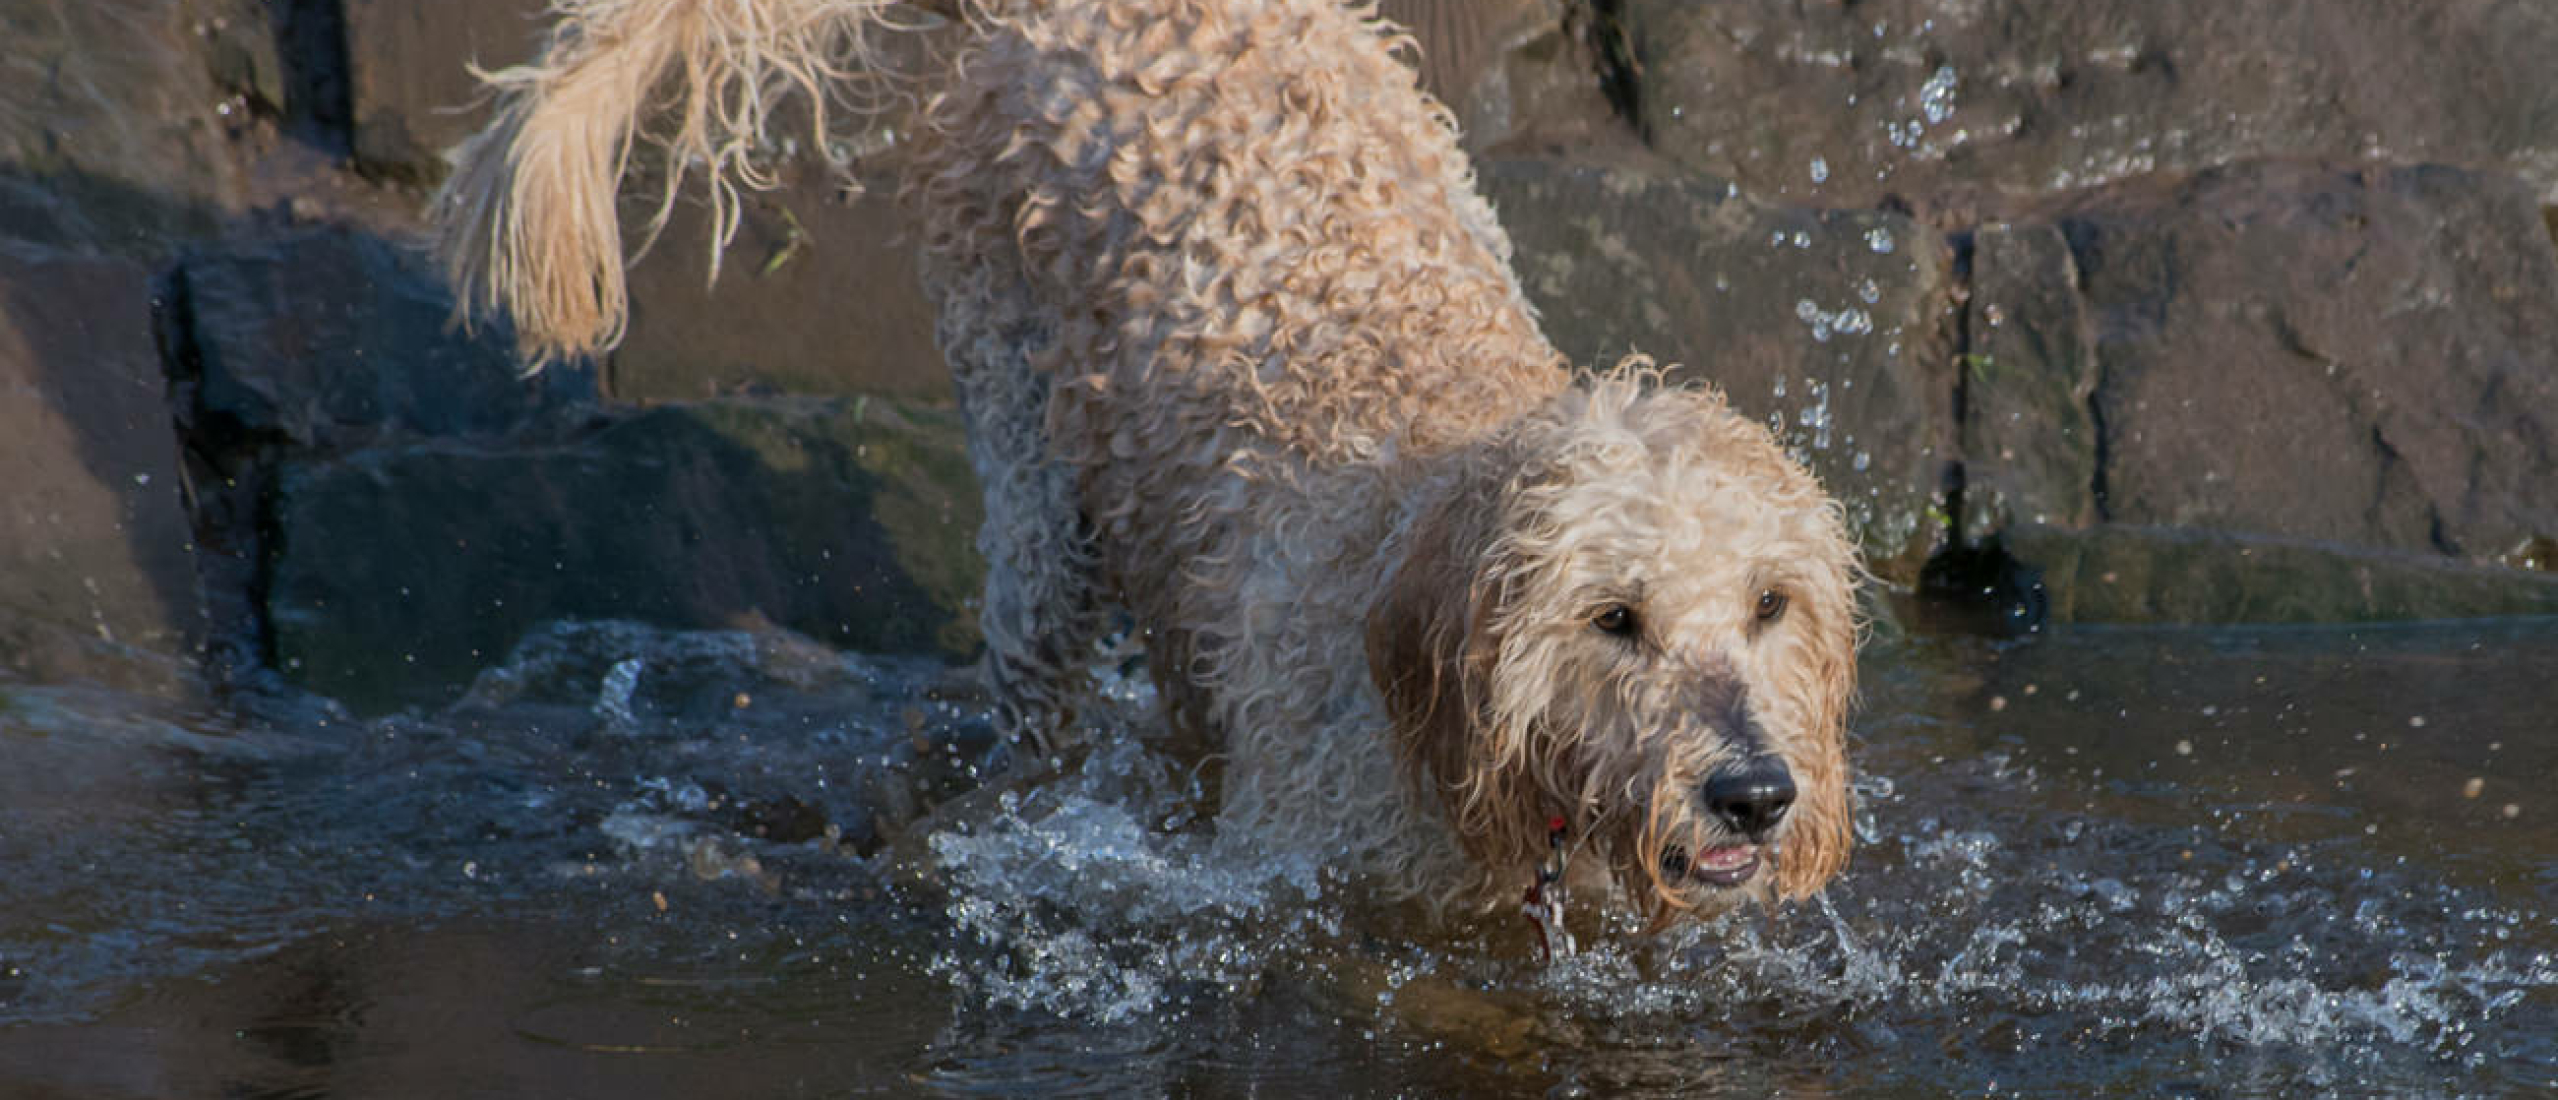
(1366, 369, 1859, 921)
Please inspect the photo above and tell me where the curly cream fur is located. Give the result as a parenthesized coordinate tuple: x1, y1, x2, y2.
(437, 0, 1862, 920)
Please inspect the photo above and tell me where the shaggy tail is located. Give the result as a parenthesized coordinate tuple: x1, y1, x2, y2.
(432, 0, 922, 363)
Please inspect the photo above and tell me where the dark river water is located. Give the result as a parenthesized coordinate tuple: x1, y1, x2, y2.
(1, 616, 2551, 1097)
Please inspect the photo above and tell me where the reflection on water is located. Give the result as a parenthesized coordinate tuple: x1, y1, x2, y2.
(0, 617, 2551, 1097)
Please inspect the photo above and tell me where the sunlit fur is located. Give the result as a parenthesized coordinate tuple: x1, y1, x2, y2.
(435, 0, 1861, 921)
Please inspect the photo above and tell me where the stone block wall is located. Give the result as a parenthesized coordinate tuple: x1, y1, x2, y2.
(1, 0, 2553, 711)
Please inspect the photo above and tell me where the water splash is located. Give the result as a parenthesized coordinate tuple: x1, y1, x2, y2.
(7, 620, 2552, 1096)
(926, 738, 1333, 1024)
(1794, 298, 1874, 344)
(1793, 376, 1834, 450)
(1884, 65, 1961, 159)
(913, 631, 2558, 1090)
(595, 656, 644, 734)
(1492, 736, 2558, 1094)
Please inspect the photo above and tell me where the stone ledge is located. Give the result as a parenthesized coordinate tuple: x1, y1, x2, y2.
(268, 396, 982, 712)
(2004, 524, 2558, 626)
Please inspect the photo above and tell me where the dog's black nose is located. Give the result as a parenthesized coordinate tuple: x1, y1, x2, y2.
(1703, 758, 1796, 839)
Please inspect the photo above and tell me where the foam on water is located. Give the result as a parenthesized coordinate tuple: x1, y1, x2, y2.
(914, 662, 2558, 1093)
(1501, 744, 2554, 1093)
(927, 736, 1336, 1024)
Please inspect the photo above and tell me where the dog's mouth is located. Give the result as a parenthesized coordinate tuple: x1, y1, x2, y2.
(1660, 842, 1762, 889)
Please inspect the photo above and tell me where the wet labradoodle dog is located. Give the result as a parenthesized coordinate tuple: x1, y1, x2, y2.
(437, 0, 1861, 924)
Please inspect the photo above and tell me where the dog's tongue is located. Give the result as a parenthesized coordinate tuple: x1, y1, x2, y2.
(1695, 845, 1756, 871)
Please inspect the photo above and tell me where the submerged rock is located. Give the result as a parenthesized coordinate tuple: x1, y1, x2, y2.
(268, 397, 983, 712)
(442, 617, 1002, 856)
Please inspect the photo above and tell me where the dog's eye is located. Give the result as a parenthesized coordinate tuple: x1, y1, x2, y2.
(1591, 604, 1638, 637)
(1754, 589, 1789, 623)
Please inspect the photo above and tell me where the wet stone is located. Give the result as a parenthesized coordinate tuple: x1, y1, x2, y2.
(0, 246, 204, 696)
(1483, 156, 1956, 579)
(611, 159, 950, 405)
(170, 226, 595, 451)
(444, 617, 984, 857)
(343, 0, 550, 176)
(1621, 0, 2558, 212)
(2058, 162, 2558, 560)
(1959, 221, 2098, 541)
(1373, 0, 1629, 155)
(0, 0, 250, 250)
(268, 397, 984, 712)
(451, 618, 890, 736)
(2005, 523, 2558, 624)
(728, 793, 833, 846)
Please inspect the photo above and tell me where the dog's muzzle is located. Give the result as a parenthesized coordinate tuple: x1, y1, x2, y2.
(1702, 755, 1797, 841)
(1657, 756, 1797, 891)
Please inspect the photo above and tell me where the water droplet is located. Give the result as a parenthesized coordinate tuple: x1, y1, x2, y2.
(1922, 65, 1959, 125)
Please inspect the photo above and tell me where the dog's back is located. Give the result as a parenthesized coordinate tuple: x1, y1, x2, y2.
(905, 0, 1571, 639)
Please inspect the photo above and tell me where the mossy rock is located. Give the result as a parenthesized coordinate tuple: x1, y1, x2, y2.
(269, 396, 983, 713)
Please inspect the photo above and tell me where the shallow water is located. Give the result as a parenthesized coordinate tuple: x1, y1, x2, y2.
(1, 617, 2552, 1097)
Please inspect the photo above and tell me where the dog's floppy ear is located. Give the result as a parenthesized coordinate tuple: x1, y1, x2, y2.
(1774, 710, 1853, 899)
(1772, 573, 1859, 900)
(1367, 497, 1470, 788)
(1365, 481, 1504, 841)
